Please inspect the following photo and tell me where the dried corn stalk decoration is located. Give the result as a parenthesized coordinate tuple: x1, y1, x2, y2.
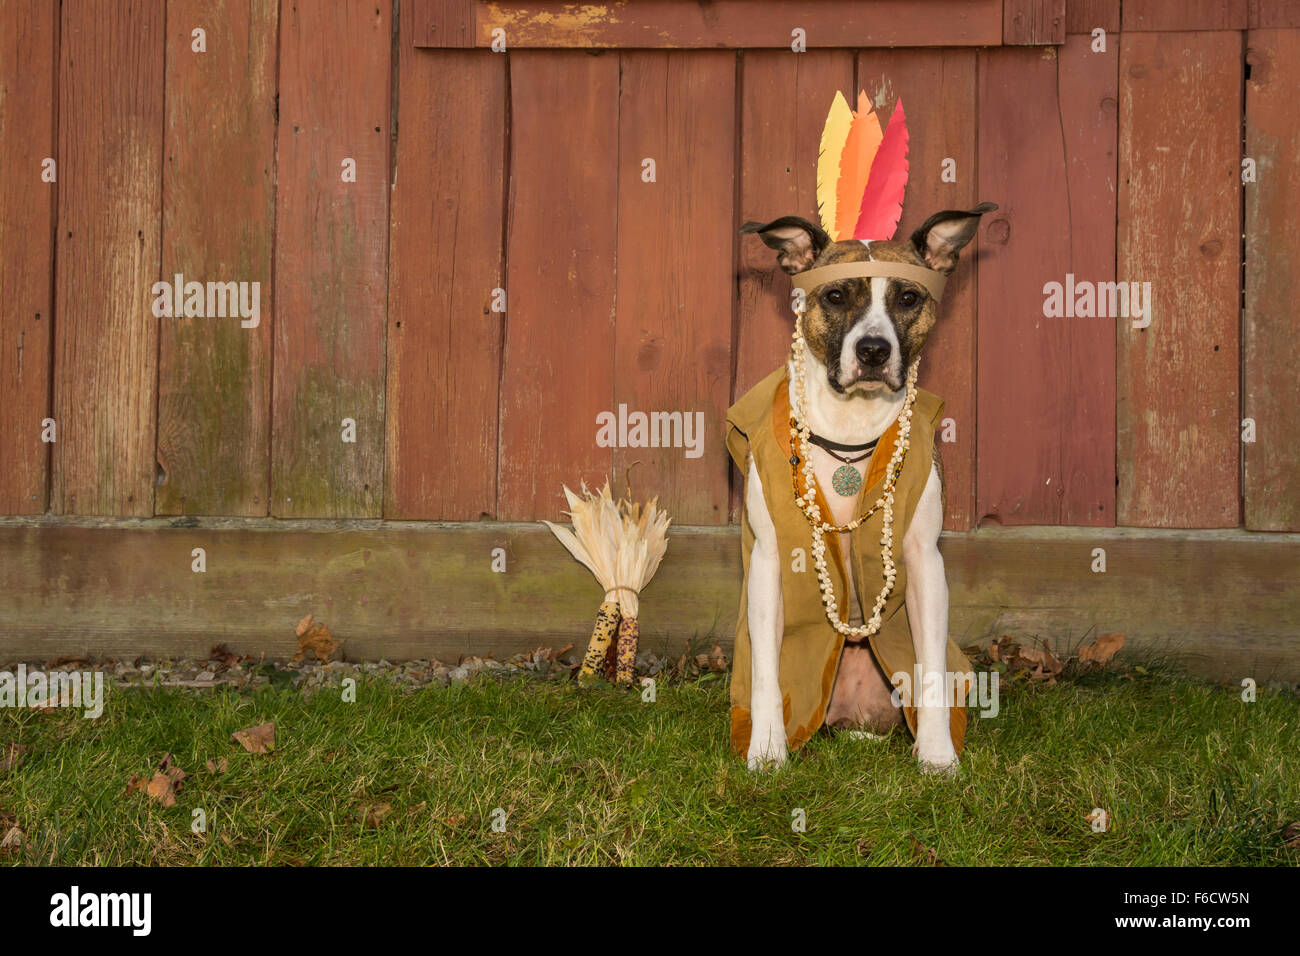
(543, 479, 671, 686)
(543, 482, 624, 684)
(611, 493, 671, 684)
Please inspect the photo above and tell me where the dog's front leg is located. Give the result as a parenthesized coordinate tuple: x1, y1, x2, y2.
(743, 457, 787, 771)
(903, 461, 958, 773)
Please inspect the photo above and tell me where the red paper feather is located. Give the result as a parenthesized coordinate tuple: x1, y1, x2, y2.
(852, 99, 909, 241)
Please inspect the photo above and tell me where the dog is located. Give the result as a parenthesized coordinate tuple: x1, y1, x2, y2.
(730, 202, 996, 773)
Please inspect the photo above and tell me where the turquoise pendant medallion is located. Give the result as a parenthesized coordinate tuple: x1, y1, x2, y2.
(831, 464, 862, 497)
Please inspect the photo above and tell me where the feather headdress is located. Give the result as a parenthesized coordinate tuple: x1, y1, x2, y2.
(816, 90, 910, 242)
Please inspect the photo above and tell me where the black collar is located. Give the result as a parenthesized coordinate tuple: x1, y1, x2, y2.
(807, 431, 879, 454)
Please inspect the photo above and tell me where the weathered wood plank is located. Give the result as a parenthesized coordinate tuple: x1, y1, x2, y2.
(410, 0, 477, 47)
(857, 50, 979, 531)
(0, 0, 56, 514)
(272, 2, 391, 518)
(497, 51, 619, 521)
(733, 50, 853, 521)
(156, 0, 276, 517)
(52, 0, 164, 516)
(385, 8, 505, 519)
(977, 46, 1115, 526)
(1004, 0, 1066, 44)
(1117, 32, 1241, 528)
(458, 1, 1003, 49)
(613, 51, 734, 526)
(1122, 0, 1248, 31)
(1, 519, 1297, 683)
(1244, 29, 1300, 531)
(1057, 33, 1118, 525)
(1066, 0, 1120, 33)
(1248, 0, 1300, 28)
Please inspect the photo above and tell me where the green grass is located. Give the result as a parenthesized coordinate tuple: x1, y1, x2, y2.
(1, 664, 1297, 865)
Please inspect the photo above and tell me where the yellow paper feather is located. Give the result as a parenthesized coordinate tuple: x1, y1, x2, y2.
(816, 90, 854, 236)
(833, 91, 883, 240)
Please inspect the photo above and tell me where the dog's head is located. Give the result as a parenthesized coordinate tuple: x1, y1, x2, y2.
(742, 203, 996, 393)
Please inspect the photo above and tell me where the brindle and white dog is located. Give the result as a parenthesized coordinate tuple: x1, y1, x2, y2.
(739, 203, 995, 773)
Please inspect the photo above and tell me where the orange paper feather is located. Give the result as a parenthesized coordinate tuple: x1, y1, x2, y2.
(833, 91, 883, 241)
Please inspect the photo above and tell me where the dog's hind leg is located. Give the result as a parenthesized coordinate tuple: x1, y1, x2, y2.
(743, 456, 787, 771)
(902, 461, 959, 774)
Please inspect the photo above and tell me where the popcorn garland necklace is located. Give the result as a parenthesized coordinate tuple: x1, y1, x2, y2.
(788, 312, 920, 639)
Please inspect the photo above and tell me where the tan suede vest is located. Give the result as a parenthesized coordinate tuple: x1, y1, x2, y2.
(726, 365, 970, 755)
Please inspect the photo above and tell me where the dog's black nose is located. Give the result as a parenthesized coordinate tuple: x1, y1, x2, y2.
(856, 336, 891, 368)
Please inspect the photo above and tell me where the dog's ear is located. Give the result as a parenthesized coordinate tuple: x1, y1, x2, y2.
(910, 202, 998, 274)
(740, 216, 831, 275)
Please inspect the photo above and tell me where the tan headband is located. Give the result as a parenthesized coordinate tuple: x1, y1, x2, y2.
(791, 261, 947, 303)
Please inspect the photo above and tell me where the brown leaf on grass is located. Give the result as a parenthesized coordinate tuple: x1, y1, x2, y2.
(1079, 632, 1126, 665)
(206, 757, 229, 775)
(444, 813, 466, 829)
(0, 826, 23, 851)
(361, 803, 392, 828)
(988, 635, 1020, 664)
(209, 644, 240, 668)
(126, 753, 187, 807)
(696, 643, 728, 672)
(231, 723, 275, 754)
(1017, 641, 1064, 681)
(1282, 822, 1300, 850)
(908, 836, 944, 866)
(0, 743, 28, 773)
(293, 615, 341, 663)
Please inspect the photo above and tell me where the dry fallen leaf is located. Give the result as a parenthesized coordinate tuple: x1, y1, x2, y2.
(444, 813, 466, 829)
(231, 723, 275, 754)
(206, 757, 229, 774)
(209, 643, 240, 668)
(361, 803, 392, 828)
(908, 836, 944, 866)
(1079, 632, 1126, 665)
(293, 615, 341, 663)
(0, 826, 23, 850)
(1282, 822, 1300, 850)
(126, 753, 187, 807)
(1017, 641, 1064, 679)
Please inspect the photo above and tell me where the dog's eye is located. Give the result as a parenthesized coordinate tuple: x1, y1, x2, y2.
(898, 290, 920, 308)
(823, 288, 845, 306)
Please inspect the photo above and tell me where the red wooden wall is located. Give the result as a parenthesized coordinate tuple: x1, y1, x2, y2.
(1, 0, 1297, 533)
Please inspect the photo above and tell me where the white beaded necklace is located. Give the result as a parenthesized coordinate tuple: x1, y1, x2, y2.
(787, 312, 920, 639)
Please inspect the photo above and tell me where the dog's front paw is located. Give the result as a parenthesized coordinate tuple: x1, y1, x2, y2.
(913, 737, 960, 776)
(746, 724, 788, 772)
